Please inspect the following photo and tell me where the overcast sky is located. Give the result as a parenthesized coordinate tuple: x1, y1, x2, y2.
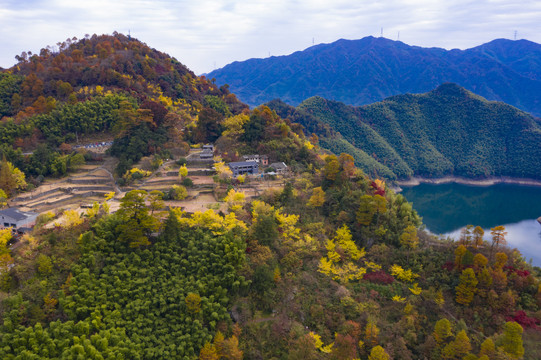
(1, 0, 540, 75)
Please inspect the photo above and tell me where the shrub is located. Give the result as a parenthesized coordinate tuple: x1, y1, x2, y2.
(506, 311, 540, 329)
(364, 270, 395, 285)
(181, 177, 193, 187)
(176, 157, 187, 166)
(169, 185, 187, 200)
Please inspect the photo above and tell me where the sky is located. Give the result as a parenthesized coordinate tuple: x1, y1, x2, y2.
(1, 0, 540, 75)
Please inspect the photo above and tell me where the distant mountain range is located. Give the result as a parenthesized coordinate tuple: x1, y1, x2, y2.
(267, 83, 541, 181)
(208, 36, 541, 116)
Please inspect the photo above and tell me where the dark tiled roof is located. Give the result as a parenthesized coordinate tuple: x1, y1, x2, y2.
(0, 208, 34, 221)
(270, 162, 287, 169)
(228, 161, 259, 167)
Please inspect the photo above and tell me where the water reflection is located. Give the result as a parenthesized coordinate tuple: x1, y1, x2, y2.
(443, 220, 541, 267)
(400, 183, 541, 266)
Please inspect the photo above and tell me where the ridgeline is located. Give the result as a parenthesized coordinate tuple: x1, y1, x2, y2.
(269, 83, 541, 181)
(208, 36, 541, 117)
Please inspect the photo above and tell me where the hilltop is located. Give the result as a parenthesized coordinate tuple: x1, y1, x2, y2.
(0, 33, 249, 180)
(208, 36, 541, 116)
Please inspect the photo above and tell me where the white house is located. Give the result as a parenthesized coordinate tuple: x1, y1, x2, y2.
(0, 208, 38, 230)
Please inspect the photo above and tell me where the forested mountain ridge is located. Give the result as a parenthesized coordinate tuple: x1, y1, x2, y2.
(208, 36, 541, 116)
(0, 34, 540, 359)
(268, 83, 541, 180)
(267, 98, 400, 180)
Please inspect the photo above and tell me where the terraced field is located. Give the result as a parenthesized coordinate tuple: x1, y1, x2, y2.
(9, 149, 288, 220)
(11, 165, 116, 213)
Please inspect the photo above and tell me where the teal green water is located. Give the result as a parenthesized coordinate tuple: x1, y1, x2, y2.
(400, 183, 541, 266)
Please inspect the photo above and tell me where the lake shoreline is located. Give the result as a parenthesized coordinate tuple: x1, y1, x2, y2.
(393, 176, 541, 192)
(396, 179, 541, 267)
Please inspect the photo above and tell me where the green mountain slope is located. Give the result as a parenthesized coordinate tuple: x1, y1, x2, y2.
(267, 98, 397, 179)
(283, 83, 541, 180)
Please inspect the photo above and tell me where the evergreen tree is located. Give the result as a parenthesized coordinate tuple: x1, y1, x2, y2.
(252, 213, 278, 247)
(490, 226, 507, 253)
(115, 190, 159, 247)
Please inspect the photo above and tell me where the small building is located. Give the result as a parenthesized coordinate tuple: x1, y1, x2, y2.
(228, 161, 259, 176)
(0, 208, 38, 230)
(198, 144, 215, 159)
(242, 154, 260, 163)
(200, 149, 214, 159)
(269, 162, 288, 174)
(242, 154, 269, 166)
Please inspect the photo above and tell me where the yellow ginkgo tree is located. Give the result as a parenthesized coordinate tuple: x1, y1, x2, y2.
(224, 188, 246, 213)
(309, 332, 334, 353)
(318, 225, 368, 283)
(175, 209, 247, 235)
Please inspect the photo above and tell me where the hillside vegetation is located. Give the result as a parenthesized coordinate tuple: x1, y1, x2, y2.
(208, 36, 541, 117)
(269, 84, 541, 180)
(0, 34, 539, 360)
(1, 154, 540, 359)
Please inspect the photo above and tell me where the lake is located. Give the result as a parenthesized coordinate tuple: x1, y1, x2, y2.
(400, 182, 541, 266)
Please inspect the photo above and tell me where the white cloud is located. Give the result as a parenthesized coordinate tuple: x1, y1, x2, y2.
(0, 0, 540, 73)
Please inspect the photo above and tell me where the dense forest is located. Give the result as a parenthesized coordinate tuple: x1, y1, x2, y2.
(0, 34, 540, 359)
(268, 84, 541, 181)
(207, 36, 541, 117)
(1, 154, 539, 359)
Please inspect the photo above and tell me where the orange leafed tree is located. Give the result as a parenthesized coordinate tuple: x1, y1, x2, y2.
(490, 226, 507, 252)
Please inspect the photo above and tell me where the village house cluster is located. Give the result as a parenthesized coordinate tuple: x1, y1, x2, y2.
(228, 155, 288, 177)
(196, 144, 289, 178)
